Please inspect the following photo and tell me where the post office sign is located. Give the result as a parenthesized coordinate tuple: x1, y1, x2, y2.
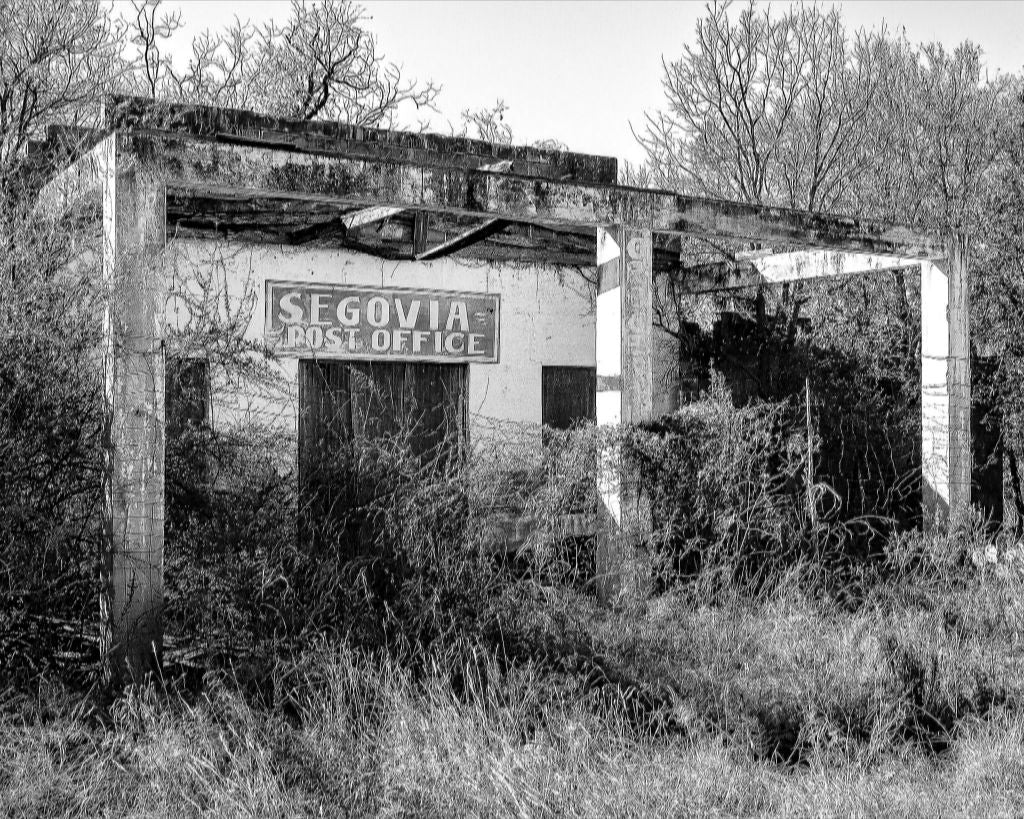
(265, 281, 500, 362)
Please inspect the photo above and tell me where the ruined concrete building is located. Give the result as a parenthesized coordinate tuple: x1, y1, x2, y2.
(40, 97, 964, 682)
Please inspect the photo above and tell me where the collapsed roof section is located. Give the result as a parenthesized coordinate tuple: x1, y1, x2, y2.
(38, 96, 942, 288)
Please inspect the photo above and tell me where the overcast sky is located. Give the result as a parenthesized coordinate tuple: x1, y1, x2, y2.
(146, 1, 1024, 167)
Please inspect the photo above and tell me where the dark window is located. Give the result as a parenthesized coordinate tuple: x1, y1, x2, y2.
(166, 356, 210, 438)
(165, 356, 211, 532)
(542, 365, 597, 430)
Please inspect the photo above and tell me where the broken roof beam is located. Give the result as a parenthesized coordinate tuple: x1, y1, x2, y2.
(341, 205, 403, 230)
(416, 218, 510, 261)
(339, 161, 512, 235)
(105, 96, 616, 184)
(137, 133, 942, 260)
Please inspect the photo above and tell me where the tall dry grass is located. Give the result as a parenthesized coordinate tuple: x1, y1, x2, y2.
(6, 578, 1024, 819)
(5, 344, 1023, 816)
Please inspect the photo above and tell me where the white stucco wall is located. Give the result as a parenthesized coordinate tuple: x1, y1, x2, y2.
(165, 239, 597, 448)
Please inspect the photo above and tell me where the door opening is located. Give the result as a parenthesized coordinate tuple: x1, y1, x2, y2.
(297, 360, 468, 553)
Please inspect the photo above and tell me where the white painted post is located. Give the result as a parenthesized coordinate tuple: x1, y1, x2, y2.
(100, 135, 167, 685)
(945, 236, 972, 527)
(594, 226, 653, 604)
(921, 241, 972, 530)
(620, 230, 654, 427)
(920, 259, 951, 526)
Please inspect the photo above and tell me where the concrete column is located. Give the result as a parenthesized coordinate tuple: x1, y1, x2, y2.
(620, 230, 654, 425)
(920, 259, 950, 526)
(100, 135, 167, 685)
(594, 226, 652, 604)
(920, 239, 971, 530)
(946, 236, 972, 526)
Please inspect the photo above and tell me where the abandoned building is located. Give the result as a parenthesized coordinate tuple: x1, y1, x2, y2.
(40, 96, 970, 682)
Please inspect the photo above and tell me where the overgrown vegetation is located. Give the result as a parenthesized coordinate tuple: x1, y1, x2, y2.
(8, 543, 1024, 816)
(10, 368, 1024, 813)
(0, 207, 104, 685)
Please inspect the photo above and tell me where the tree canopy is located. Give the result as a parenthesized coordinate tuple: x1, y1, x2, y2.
(638, 0, 1012, 237)
(0, 0, 442, 182)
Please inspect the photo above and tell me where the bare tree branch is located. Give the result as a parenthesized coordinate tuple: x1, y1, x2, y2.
(120, 0, 440, 129)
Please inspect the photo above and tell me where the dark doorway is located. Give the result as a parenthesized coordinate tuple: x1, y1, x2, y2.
(297, 360, 468, 552)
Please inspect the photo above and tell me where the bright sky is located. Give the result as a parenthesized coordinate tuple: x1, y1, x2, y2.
(148, 0, 1024, 167)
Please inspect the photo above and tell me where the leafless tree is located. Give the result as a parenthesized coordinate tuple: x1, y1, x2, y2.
(457, 98, 568, 151)
(124, 0, 440, 127)
(0, 0, 127, 179)
(854, 39, 1009, 234)
(459, 99, 514, 145)
(638, 0, 881, 213)
(640, 0, 1010, 229)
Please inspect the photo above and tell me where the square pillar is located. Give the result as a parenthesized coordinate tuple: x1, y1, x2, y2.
(946, 236, 972, 526)
(100, 135, 167, 685)
(620, 231, 654, 425)
(595, 226, 653, 604)
(920, 238, 971, 530)
(920, 259, 950, 524)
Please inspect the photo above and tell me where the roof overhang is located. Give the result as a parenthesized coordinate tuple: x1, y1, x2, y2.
(38, 97, 946, 273)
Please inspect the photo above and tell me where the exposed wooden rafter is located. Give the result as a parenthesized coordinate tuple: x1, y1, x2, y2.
(341, 205, 403, 230)
(337, 160, 513, 248)
(416, 218, 511, 261)
(412, 211, 429, 255)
